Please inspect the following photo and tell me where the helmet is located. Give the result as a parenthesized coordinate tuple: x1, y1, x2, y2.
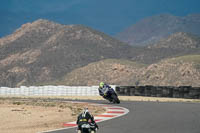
(82, 108, 89, 117)
(99, 82, 104, 88)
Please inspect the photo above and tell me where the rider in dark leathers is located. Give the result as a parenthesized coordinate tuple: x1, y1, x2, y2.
(76, 108, 98, 133)
(98, 82, 113, 102)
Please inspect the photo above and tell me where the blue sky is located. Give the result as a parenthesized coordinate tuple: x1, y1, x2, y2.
(0, 0, 200, 37)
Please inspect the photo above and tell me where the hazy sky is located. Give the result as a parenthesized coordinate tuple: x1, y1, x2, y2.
(1, 0, 200, 36)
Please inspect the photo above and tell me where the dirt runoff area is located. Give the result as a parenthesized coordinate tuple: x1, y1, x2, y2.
(35, 96, 200, 103)
(0, 97, 105, 133)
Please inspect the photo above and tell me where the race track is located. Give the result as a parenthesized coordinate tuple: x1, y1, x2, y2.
(44, 100, 200, 133)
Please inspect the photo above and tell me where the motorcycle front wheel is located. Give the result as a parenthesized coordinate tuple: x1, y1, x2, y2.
(111, 94, 120, 104)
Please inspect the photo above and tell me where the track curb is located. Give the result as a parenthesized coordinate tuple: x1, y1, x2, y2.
(39, 102, 129, 133)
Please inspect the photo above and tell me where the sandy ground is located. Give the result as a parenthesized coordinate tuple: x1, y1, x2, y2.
(0, 98, 105, 133)
(21, 95, 200, 103)
(119, 96, 200, 102)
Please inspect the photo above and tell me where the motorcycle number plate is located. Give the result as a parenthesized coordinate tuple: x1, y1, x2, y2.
(81, 124, 90, 128)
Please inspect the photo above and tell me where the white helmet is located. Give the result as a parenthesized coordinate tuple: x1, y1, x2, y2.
(82, 108, 89, 117)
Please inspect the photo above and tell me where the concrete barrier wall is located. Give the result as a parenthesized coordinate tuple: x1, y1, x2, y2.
(115, 86, 200, 99)
(0, 85, 116, 96)
(0, 86, 99, 96)
(1, 85, 199, 99)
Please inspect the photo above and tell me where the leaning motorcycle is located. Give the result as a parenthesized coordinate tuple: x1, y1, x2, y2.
(103, 87, 120, 104)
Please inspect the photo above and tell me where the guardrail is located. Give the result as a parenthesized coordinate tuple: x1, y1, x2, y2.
(115, 86, 200, 99)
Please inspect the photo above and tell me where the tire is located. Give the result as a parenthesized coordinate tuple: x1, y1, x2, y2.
(81, 129, 90, 133)
(111, 94, 120, 104)
(81, 127, 90, 133)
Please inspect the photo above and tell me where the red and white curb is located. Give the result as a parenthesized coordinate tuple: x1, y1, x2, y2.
(63, 104, 129, 127)
(40, 102, 129, 133)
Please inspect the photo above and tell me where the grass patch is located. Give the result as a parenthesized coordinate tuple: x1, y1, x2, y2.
(171, 55, 200, 63)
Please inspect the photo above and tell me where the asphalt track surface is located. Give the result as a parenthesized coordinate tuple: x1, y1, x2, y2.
(45, 100, 200, 133)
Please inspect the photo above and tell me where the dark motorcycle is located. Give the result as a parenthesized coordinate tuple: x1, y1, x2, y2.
(80, 123, 96, 133)
(103, 88, 120, 104)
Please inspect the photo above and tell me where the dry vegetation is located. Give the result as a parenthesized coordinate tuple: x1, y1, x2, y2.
(0, 97, 105, 133)
(0, 19, 200, 87)
(52, 56, 200, 87)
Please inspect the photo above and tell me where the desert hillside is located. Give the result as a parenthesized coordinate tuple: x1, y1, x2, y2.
(0, 19, 133, 87)
(131, 32, 200, 64)
(56, 55, 200, 87)
(0, 19, 200, 87)
(52, 59, 146, 86)
(116, 14, 200, 46)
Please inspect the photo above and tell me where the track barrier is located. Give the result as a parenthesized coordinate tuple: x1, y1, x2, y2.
(115, 86, 200, 99)
(1, 85, 199, 99)
(0, 85, 115, 96)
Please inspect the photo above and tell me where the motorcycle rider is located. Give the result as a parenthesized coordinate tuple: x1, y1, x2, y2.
(98, 82, 113, 101)
(76, 108, 98, 133)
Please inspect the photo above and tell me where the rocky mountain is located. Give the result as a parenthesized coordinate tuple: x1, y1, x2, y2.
(51, 59, 146, 86)
(1, 19, 200, 87)
(148, 32, 200, 49)
(56, 55, 200, 87)
(136, 55, 200, 87)
(0, 19, 133, 87)
(130, 32, 200, 64)
(116, 14, 200, 46)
